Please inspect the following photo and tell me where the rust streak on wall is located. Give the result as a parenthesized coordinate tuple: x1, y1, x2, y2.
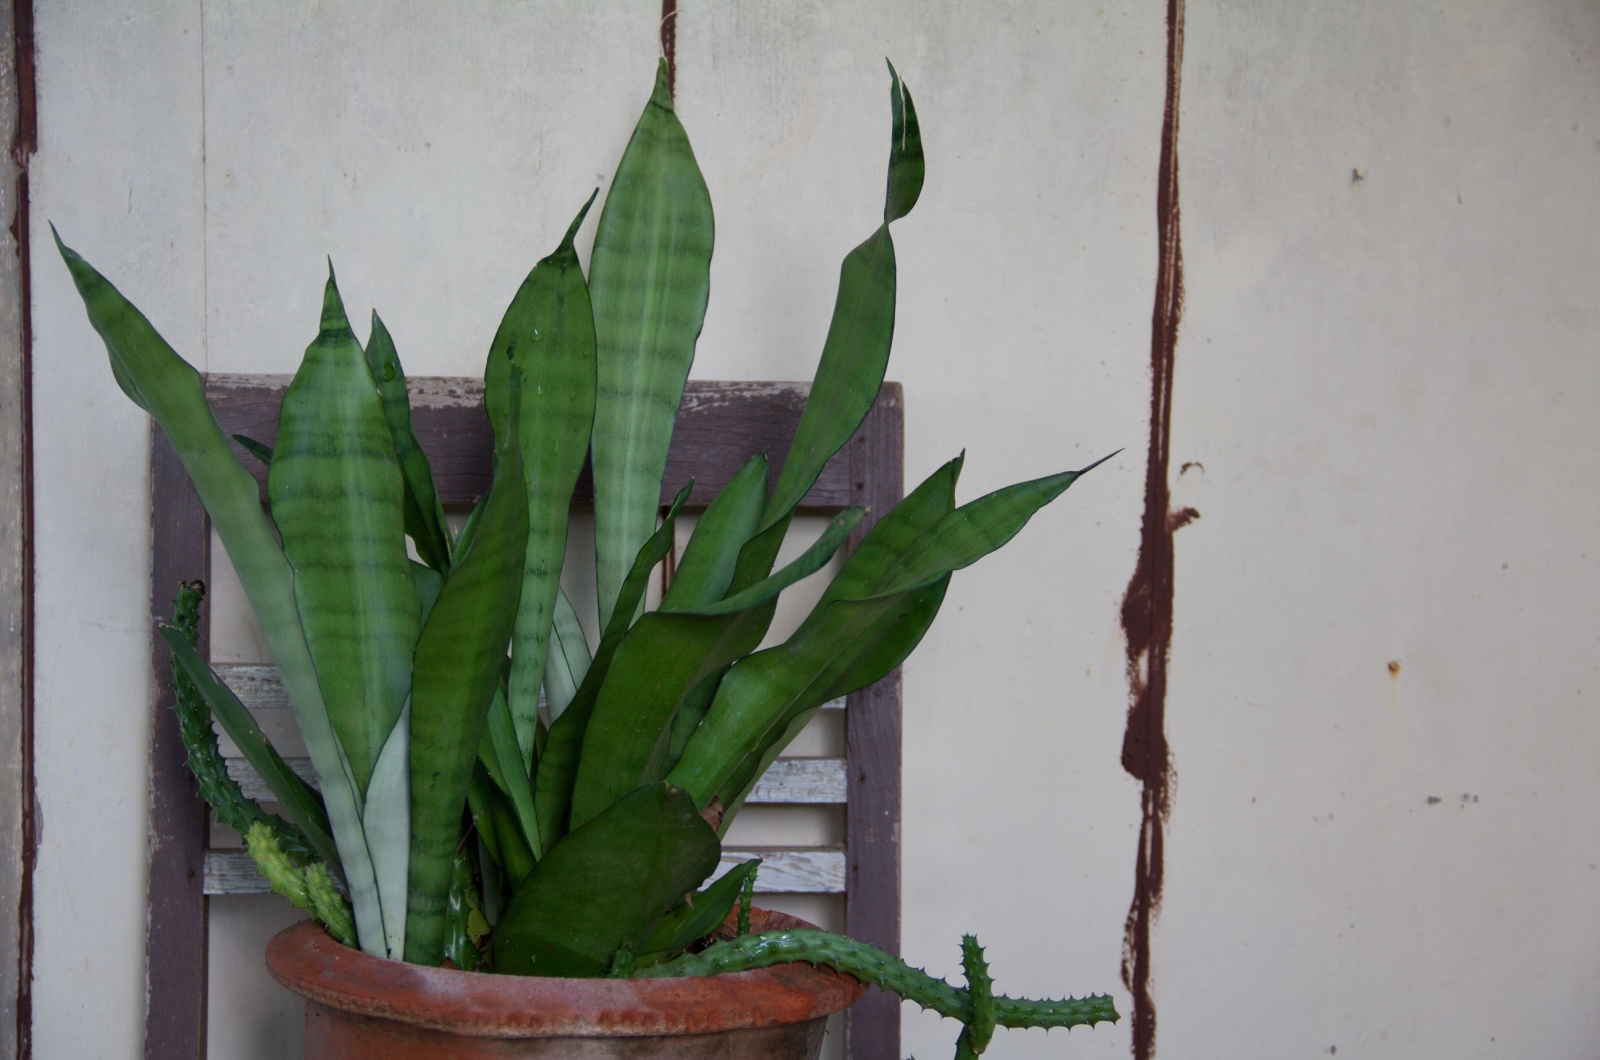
(1119, 0, 1185, 1057)
(660, 0, 678, 101)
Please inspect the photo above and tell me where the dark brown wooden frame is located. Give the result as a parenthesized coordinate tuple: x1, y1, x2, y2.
(146, 377, 904, 1059)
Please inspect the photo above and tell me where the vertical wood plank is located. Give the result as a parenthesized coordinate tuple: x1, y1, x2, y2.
(145, 427, 209, 1060)
(0, 1, 28, 1053)
(0, 0, 27, 1056)
(845, 385, 903, 1060)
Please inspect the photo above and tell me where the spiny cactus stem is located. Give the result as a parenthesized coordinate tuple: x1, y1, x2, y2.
(960, 934, 995, 1054)
(636, 929, 1118, 1031)
(168, 581, 317, 863)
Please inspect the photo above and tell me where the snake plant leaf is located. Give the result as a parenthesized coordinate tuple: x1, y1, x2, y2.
(669, 576, 949, 812)
(484, 193, 599, 770)
(590, 58, 714, 630)
(468, 760, 535, 890)
(363, 700, 411, 958)
(729, 68, 925, 591)
(663, 671, 720, 783)
(567, 506, 863, 829)
(883, 60, 925, 225)
(411, 561, 443, 627)
(405, 371, 529, 966)
(159, 624, 338, 870)
(543, 586, 591, 722)
(804, 453, 963, 626)
(55, 233, 385, 953)
(231, 433, 273, 468)
(717, 578, 950, 828)
(494, 782, 720, 977)
(874, 453, 1118, 598)
(637, 857, 761, 959)
(479, 683, 543, 859)
(673, 454, 1111, 812)
(269, 268, 419, 797)
(533, 483, 692, 848)
(365, 312, 452, 574)
(660, 452, 768, 611)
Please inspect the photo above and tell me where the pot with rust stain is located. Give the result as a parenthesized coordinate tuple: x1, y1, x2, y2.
(266, 909, 866, 1059)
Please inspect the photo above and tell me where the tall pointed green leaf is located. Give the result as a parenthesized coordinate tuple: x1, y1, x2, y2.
(365, 312, 452, 574)
(269, 269, 419, 796)
(728, 68, 925, 591)
(637, 857, 761, 958)
(800, 453, 963, 632)
(55, 233, 387, 954)
(875, 455, 1116, 598)
(405, 371, 529, 965)
(495, 782, 719, 977)
(543, 586, 591, 722)
(669, 578, 949, 812)
(590, 58, 714, 629)
(883, 60, 925, 224)
(673, 455, 1109, 812)
(485, 195, 599, 769)
(567, 507, 862, 829)
(660, 452, 767, 610)
(533, 484, 691, 847)
(478, 684, 543, 860)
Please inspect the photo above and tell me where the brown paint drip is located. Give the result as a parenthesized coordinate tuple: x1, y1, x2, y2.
(660, 0, 678, 101)
(1119, 1, 1185, 1058)
(11, 3, 34, 1057)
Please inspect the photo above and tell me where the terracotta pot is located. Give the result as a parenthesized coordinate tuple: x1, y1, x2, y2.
(266, 909, 867, 1059)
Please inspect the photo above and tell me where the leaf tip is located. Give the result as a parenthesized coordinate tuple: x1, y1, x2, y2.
(651, 56, 674, 111)
(1078, 448, 1122, 475)
(562, 188, 600, 251)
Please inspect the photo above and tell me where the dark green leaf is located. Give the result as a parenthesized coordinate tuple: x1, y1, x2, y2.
(532, 483, 692, 850)
(494, 782, 719, 977)
(269, 269, 419, 795)
(590, 58, 715, 629)
(365, 312, 453, 574)
(884, 60, 925, 224)
(484, 193, 599, 768)
(231, 433, 273, 468)
(405, 373, 529, 965)
(660, 452, 767, 610)
(638, 858, 761, 958)
(568, 507, 862, 829)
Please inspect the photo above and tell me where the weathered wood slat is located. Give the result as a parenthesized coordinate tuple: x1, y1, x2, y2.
(208, 662, 844, 761)
(204, 846, 845, 897)
(147, 428, 211, 1060)
(225, 754, 847, 806)
(206, 377, 860, 510)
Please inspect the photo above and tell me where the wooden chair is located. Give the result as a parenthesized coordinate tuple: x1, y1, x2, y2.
(146, 376, 905, 1059)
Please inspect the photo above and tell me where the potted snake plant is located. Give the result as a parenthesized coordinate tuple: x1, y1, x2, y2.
(57, 59, 1117, 1059)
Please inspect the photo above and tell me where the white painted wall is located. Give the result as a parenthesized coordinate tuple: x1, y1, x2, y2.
(28, 2, 1600, 1058)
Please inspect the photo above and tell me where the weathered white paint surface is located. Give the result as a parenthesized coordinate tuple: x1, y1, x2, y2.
(27, 2, 1600, 1058)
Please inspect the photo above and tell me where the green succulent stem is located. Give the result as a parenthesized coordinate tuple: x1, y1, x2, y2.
(244, 822, 356, 947)
(168, 581, 318, 863)
(637, 929, 1117, 1052)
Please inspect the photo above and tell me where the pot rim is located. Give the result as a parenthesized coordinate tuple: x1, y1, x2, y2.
(265, 909, 867, 1039)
